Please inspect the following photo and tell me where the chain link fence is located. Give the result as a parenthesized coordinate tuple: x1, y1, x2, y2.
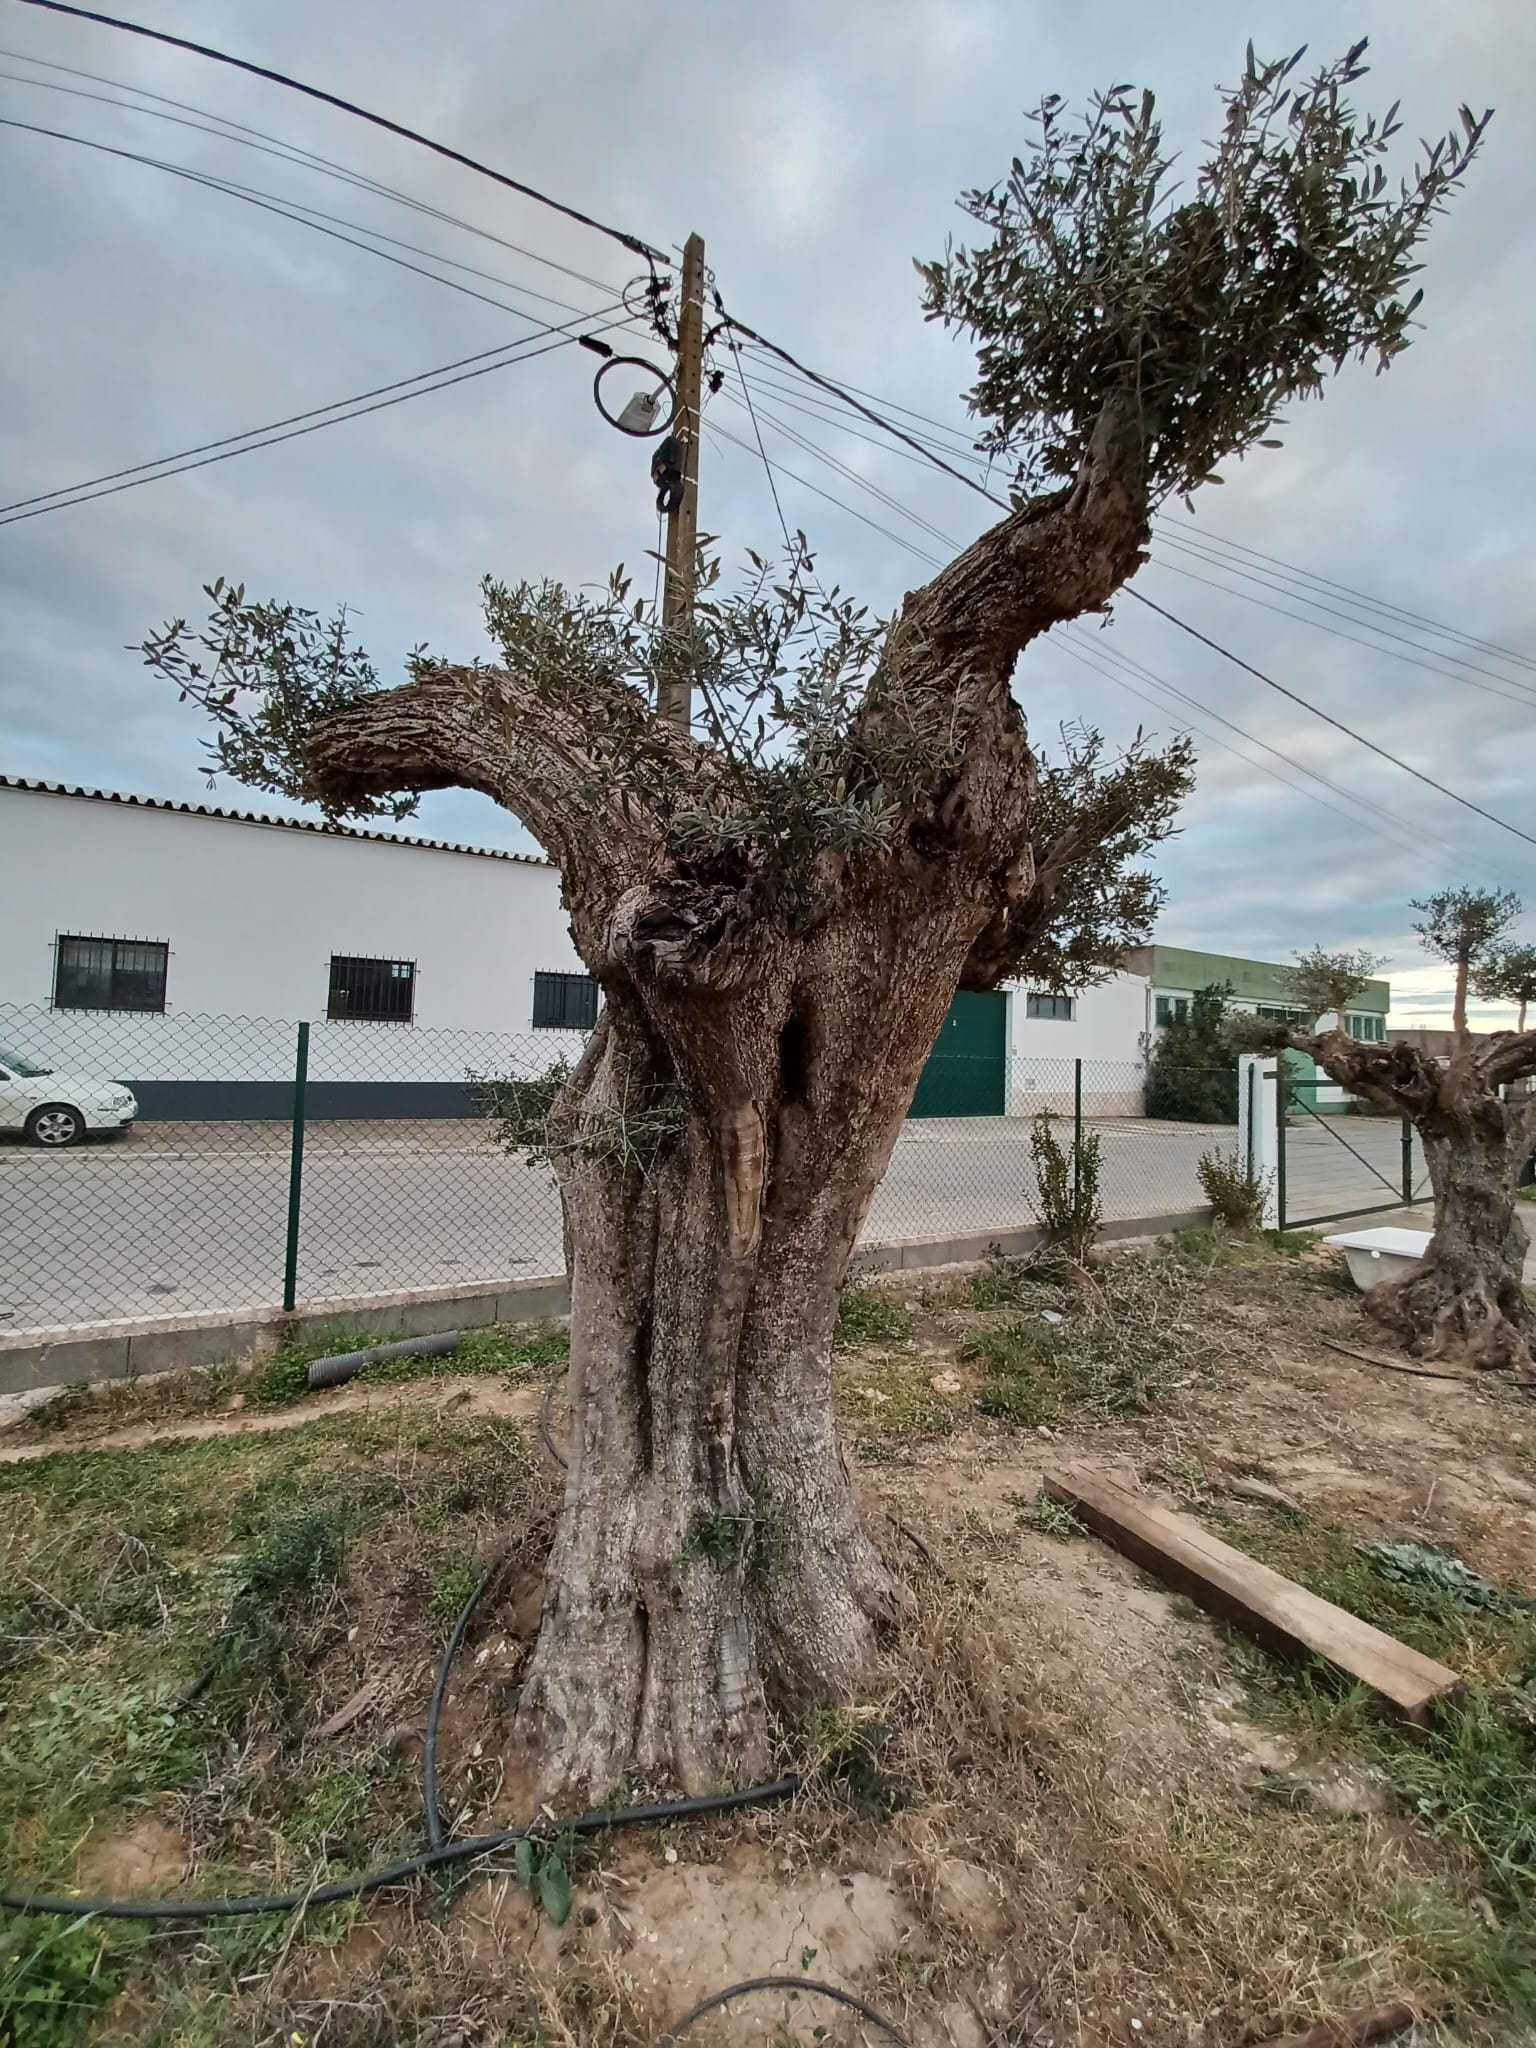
(0, 1003, 1290, 1335)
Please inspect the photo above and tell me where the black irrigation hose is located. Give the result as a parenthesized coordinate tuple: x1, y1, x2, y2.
(1, 1369, 908, 2048)
(0, 1782, 802, 1922)
(538, 1376, 569, 1470)
(657, 1976, 909, 2046)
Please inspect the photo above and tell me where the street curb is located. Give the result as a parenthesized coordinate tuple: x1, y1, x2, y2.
(0, 1212, 1215, 1396)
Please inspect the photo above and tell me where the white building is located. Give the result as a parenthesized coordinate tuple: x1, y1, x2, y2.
(0, 777, 590, 1118)
(4, 777, 1377, 1124)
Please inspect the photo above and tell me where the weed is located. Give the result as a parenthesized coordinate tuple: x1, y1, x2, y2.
(968, 1253, 1217, 1427)
(834, 1284, 914, 1350)
(1030, 1108, 1102, 1267)
(681, 1514, 747, 1565)
(0, 1914, 125, 2046)
(1009, 1488, 1084, 1539)
(428, 1553, 483, 1639)
(1196, 1144, 1271, 1230)
(968, 1247, 1056, 1310)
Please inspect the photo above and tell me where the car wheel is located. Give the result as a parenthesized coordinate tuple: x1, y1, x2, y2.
(24, 1104, 84, 1149)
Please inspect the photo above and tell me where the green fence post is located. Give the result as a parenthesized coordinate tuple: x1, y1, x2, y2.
(1274, 1062, 1288, 1234)
(282, 1021, 310, 1313)
(1072, 1058, 1084, 1204)
(1401, 1118, 1413, 1205)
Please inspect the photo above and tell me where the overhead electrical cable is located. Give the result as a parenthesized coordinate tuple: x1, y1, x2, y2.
(12, 0, 671, 264)
(0, 119, 640, 334)
(0, 310, 631, 526)
(0, 53, 630, 299)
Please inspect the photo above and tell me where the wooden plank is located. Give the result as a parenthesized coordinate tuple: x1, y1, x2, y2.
(1043, 1466, 1460, 1721)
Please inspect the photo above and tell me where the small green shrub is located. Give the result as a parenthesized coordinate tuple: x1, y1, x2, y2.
(1030, 1109, 1102, 1267)
(1196, 1144, 1270, 1230)
(834, 1284, 914, 1350)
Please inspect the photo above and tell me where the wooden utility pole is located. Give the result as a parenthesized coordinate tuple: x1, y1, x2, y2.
(657, 231, 705, 728)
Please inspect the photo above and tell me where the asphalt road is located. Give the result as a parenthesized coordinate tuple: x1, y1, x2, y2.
(0, 1113, 1426, 1333)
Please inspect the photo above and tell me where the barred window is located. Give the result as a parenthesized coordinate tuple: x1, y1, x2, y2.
(1154, 994, 1189, 1027)
(1025, 992, 1074, 1021)
(533, 970, 599, 1031)
(55, 935, 168, 1013)
(327, 956, 415, 1023)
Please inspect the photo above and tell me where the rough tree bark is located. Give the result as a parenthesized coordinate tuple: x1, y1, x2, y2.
(301, 395, 1151, 1799)
(1281, 1027, 1536, 1377)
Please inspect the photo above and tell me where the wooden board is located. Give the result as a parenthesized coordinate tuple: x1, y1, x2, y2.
(1043, 1466, 1460, 1721)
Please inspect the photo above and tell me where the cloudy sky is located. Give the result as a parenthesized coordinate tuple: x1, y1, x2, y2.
(4, 0, 1534, 1026)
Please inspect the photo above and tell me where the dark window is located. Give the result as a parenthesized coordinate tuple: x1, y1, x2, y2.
(1025, 992, 1074, 1022)
(55, 935, 168, 1012)
(328, 955, 415, 1023)
(1257, 1003, 1310, 1025)
(533, 970, 599, 1031)
(1155, 994, 1190, 1028)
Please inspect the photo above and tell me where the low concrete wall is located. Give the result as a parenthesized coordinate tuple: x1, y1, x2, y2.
(0, 1209, 1211, 1396)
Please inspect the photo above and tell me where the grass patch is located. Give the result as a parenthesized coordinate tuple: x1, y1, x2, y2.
(1009, 1487, 1084, 1539)
(1215, 1504, 1536, 1947)
(834, 1283, 914, 1350)
(966, 1251, 1218, 1426)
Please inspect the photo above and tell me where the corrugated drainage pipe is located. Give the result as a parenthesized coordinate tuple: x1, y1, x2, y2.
(307, 1330, 462, 1390)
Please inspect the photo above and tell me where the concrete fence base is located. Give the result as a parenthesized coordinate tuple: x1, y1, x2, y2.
(0, 1209, 1211, 1398)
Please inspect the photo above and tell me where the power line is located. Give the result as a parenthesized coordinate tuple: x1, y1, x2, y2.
(740, 341, 1536, 682)
(703, 420, 945, 569)
(1154, 516, 1536, 676)
(1128, 590, 1536, 853)
(0, 51, 630, 300)
(1152, 528, 1536, 701)
(722, 321, 1536, 854)
(1147, 548, 1536, 712)
(1060, 626, 1458, 857)
(1, 119, 637, 334)
(716, 318, 823, 651)
(0, 308, 631, 526)
(1052, 638, 1428, 858)
(13, 0, 670, 264)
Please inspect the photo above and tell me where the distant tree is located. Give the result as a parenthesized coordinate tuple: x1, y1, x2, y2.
(143, 44, 1489, 1800)
(1145, 984, 1239, 1123)
(1474, 942, 1536, 1032)
(1238, 949, 1536, 1375)
(1289, 944, 1382, 1022)
(1411, 888, 1521, 1035)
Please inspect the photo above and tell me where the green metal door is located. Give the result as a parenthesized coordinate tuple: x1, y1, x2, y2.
(909, 992, 1007, 1118)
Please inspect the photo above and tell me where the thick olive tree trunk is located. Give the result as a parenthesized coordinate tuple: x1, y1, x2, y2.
(1365, 1112, 1533, 1372)
(514, 912, 974, 1800)
(1297, 1030, 1536, 1377)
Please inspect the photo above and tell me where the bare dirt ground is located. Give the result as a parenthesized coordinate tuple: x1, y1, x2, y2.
(3, 1235, 1533, 2048)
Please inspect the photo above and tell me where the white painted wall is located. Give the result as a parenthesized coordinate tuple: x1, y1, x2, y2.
(1, 785, 586, 1080)
(1003, 970, 1149, 1115)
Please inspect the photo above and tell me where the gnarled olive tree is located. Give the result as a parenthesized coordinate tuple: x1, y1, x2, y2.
(143, 45, 1485, 1796)
(1246, 948, 1536, 1375)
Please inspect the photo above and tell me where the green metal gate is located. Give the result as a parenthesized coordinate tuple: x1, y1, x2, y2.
(1275, 1069, 1424, 1230)
(909, 991, 1007, 1118)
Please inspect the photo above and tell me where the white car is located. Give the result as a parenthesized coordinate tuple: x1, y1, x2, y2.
(0, 1047, 138, 1148)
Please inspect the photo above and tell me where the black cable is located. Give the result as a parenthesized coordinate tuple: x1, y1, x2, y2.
(0, 1780, 801, 1922)
(0, 309, 630, 525)
(13, 0, 670, 265)
(704, 419, 943, 569)
(1153, 528, 1536, 698)
(716, 315, 1536, 856)
(0, 120, 623, 332)
(1128, 590, 1536, 852)
(1148, 548, 1536, 711)
(1, 333, 584, 517)
(717, 302, 824, 651)
(0, 51, 629, 300)
(538, 1379, 568, 1471)
(657, 1976, 908, 2047)
(422, 1552, 510, 1852)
